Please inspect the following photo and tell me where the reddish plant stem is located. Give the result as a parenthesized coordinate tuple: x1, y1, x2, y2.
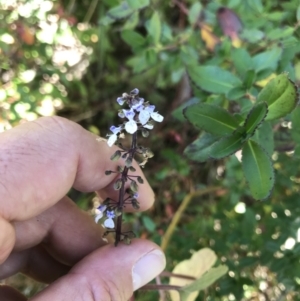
(115, 132, 138, 246)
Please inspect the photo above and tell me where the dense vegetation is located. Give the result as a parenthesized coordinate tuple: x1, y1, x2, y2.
(1, 0, 300, 300)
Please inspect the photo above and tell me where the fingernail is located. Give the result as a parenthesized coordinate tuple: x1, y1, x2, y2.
(132, 249, 166, 291)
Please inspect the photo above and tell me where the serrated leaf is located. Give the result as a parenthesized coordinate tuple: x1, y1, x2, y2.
(184, 133, 219, 162)
(184, 103, 239, 137)
(188, 2, 202, 24)
(172, 97, 200, 122)
(121, 30, 146, 48)
(187, 65, 242, 94)
(257, 73, 298, 121)
(243, 102, 268, 138)
(210, 130, 245, 159)
(148, 12, 161, 44)
(179, 265, 228, 301)
(253, 47, 282, 73)
(242, 140, 274, 200)
(252, 122, 274, 156)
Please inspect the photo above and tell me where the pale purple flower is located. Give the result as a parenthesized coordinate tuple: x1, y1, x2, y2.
(95, 204, 107, 223)
(117, 97, 126, 105)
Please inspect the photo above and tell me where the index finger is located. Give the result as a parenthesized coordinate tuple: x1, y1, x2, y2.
(0, 116, 154, 221)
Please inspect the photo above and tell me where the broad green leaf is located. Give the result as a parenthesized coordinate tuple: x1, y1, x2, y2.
(170, 248, 217, 301)
(184, 133, 219, 162)
(184, 103, 239, 136)
(127, 0, 149, 9)
(209, 130, 245, 159)
(257, 73, 298, 120)
(252, 122, 274, 156)
(253, 47, 282, 73)
(291, 105, 300, 143)
(106, 2, 134, 20)
(121, 30, 146, 48)
(148, 12, 161, 44)
(179, 265, 228, 301)
(188, 2, 202, 24)
(244, 102, 268, 138)
(231, 48, 253, 76)
(242, 140, 274, 200)
(187, 65, 242, 94)
(141, 215, 156, 232)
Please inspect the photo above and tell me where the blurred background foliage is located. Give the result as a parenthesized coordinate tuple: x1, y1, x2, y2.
(1, 0, 300, 300)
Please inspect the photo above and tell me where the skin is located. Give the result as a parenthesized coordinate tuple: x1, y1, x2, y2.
(0, 116, 164, 301)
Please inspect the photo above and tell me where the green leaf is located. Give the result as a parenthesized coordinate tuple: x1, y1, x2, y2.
(179, 265, 228, 300)
(247, 0, 263, 13)
(257, 73, 298, 121)
(148, 12, 161, 44)
(188, 2, 202, 24)
(209, 130, 245, 159)
(297, 5, 300, 21)
(291, 105, 300, 143)
(240, 29, 264, 43)
(252, 122, 274, 156)
(244, 69, 256, 89)
(172, 97, 199, 122)
(227, 86, 246, 100)
(184, 133, 219, 162)
(253, 47, 282, 73)
(242, 140, 274, 200)
(243, 102, 268, 138)
(106, 2, 134, 20)
(127, 0, 149, 9)
(121, 30, 146, 48)
(187, 65, 242, 94)
(142, 215, 156, 232)
(184, 103, 239, 136)
(231, 48, 253, 77)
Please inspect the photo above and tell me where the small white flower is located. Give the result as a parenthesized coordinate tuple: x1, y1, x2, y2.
(125, 119, 138, 134)
(139, 109, 151, 125)
(104, 218, 115, 228)
(107, 134, 117, 147)
(107, 126, 122, 147)
(151, 112, 164, 122)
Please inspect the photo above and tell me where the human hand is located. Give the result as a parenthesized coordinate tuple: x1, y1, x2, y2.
(0, 117, 166, 301)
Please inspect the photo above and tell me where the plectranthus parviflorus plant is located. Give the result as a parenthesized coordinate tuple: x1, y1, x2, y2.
(94, 88, 163, 246)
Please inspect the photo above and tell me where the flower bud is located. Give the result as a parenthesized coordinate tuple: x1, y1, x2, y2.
(132, 199, 140, 210)
(117, 165, 124, 172)
(142, 129, 149, 137)
(130, 88, 139, 95)
(105, 170, 112, 175)
(110, 150, 121, 161)
(115, 207, 123, 216)
(113, 178, 123, 190)
(137, 176, 144, 184)
(129, 166, 136, 172)
(125, 157, 133, 168)
(130, 180, 139, 193)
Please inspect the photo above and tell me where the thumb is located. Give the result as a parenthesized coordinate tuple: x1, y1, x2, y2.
(30, 239, 166, 301)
